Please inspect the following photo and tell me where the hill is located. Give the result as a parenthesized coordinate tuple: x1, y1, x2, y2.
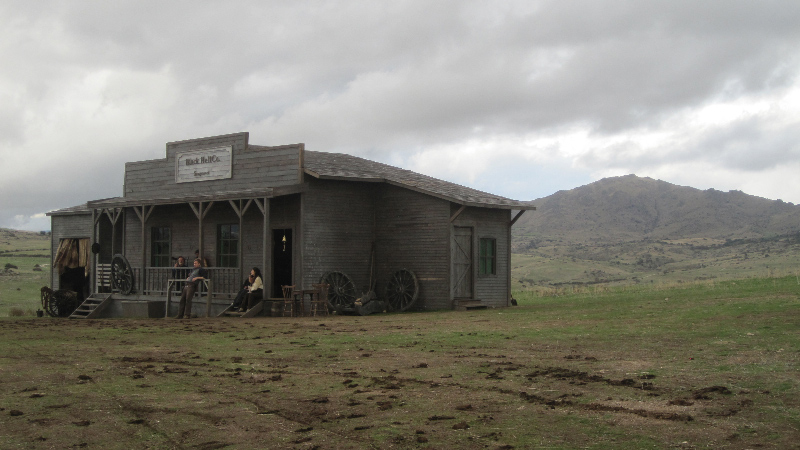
(511, 175, 800, 290)
(514, 174, 800, 244)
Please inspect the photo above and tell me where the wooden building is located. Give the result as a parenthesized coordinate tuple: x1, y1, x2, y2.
(47, 132, 535, 317)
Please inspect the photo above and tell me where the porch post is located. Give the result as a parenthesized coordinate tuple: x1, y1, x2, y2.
(189, 201, 214, 264)
(111, 211, 115, 256)
(198, 202, 204, 265)
(141, 209, 146, 292)
(133, 205, 154, 294)
(228, 199, 247, 284)
(264, 197, 270, 297)
(189, 201, 214, 313)
(238, 200, 243, 280)
(91, 208, 97, 295)
(253, 197, 270, 298)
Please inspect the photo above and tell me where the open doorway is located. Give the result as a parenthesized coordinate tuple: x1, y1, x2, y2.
(272, 228, 293, 298)
(54, 238, 91, 302)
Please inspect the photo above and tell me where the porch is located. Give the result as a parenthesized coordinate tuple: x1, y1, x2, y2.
(88, 188, 282, 305)
(98, 265, 242, 299)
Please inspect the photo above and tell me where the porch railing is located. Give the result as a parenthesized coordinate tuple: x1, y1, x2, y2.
(130, 267, 241, 298)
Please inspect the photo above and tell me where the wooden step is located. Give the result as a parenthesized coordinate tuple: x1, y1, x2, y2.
(454, 300, 487, 311)
(217, 301, 263, 318)
(69, 294, 112, 319)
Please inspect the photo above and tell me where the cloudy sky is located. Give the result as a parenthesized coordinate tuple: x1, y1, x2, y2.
(2, 1, 800, 231)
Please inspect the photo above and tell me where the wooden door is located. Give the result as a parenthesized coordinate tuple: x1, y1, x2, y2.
(451, 226, 473, 298)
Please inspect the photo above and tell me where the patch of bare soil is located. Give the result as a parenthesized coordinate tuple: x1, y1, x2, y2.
(0, 317, 788, 449)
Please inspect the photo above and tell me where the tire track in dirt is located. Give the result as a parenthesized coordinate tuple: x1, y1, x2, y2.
(329, 362, 747, 424)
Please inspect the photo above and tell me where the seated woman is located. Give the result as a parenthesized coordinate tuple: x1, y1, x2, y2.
(230, 273, 253, 310)
(239, 267, 263, 312)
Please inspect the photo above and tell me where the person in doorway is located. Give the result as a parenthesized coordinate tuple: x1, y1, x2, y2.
(175, 258, 208, 319)
(239, 267, 263, 312)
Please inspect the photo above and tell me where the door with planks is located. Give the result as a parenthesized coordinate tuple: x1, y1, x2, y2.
(451, 226, 473, 299)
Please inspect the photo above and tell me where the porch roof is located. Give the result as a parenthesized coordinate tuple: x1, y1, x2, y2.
(46, 203, 91, 216)
(304, 151, 537, 210)
(84, 188, 274, 209)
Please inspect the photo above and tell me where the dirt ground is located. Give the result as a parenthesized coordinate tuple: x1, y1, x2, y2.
(1, 311, 797, 449)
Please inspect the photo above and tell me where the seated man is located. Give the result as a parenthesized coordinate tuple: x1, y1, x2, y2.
(175, 258, 208, 319)
(171, 256, 188, 290)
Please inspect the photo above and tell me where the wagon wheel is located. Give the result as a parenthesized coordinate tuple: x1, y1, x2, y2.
(48, 290, 78, 317)
(111, 254, 134, 295)
(320, 271, 357, 311)
(385, 269, 419, 312)
(40, 286, 53, 313)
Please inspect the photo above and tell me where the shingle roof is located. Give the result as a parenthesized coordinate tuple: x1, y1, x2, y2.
(49, 149, 536, 213)
(85, 188, 273, 209)
(304, 151, 536, 210)
(46, 203, 91, 216)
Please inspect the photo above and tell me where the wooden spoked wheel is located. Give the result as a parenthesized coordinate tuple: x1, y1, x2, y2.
(111, 254, 134, 295)
(385, 269, 419, 312)
(320, 271, 357, 311)
(47, 290, 78, 317)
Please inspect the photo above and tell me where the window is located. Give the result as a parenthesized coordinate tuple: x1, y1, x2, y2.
(217, 224, 239, 267)
(151, 227, 171, 267)
(479, 238, 496, 275)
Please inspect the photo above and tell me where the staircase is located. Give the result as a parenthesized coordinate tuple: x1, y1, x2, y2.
(454, 299, 487, 311)
(69, 293, 113, 319)
(218, 300, 264, 318)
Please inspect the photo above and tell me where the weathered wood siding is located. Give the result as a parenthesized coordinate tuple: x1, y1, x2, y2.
(375, 185, 450, 310)
(50, 213, 93, 289)
(124, 133, 302, 198)
(453, 207, 511, 307)
(301, 180, 460, 310)
(124, 204, 200, 269)
(301, 179, 375, 294)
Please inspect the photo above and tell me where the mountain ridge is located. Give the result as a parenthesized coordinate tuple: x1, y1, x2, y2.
(514, 174, 800, 245)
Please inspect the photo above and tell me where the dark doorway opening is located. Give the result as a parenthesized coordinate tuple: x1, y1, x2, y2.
(55, 238, 90, 303)
(60, 267, 88, 302)
(272, 228, 293, 298)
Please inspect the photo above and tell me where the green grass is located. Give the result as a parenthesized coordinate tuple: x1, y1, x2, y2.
(1, 276, 799, 448)
(0, 229, 50, 317)
(513, 237, 800, 291)
(0, 268, 49, 316)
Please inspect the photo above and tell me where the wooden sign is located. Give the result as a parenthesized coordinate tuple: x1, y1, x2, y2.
(176, 146, 233, 183)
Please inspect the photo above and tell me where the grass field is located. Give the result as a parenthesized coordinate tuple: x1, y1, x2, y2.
(512, 235, 800, 292)
(2, 276, 798, 449)
(0, 229, 50, 317)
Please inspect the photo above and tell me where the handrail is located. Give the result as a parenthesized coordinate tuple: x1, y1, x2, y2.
(165, 278, 214, 318)
(139, 267, 239, 297)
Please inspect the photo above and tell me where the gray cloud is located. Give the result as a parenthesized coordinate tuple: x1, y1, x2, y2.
(2, 0, 800, 229)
